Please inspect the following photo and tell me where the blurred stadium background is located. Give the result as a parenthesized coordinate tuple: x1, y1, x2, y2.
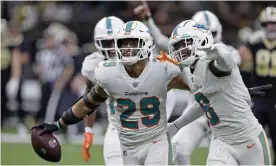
(1, 1, 275, 165)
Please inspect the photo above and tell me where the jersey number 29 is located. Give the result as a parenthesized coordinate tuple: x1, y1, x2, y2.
(195, 92, 220, 126)
(118, 96, 160, 129)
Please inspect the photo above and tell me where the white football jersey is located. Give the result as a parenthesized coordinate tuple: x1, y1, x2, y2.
(182, 52, 262, 144)
(81, 52, 117, 123)
(94, 57, 181, 148)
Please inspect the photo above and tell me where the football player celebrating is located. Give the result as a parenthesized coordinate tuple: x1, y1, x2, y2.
(31, 21, 191, 165)
(134, 5, 241, 165)
(239, 6, 276, 165)
(167, 20, 272, 165)
(135, 4, 273, 164)
(81, 16, 124, 164)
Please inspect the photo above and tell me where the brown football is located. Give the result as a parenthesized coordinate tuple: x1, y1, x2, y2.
(31, 127, 61, 162)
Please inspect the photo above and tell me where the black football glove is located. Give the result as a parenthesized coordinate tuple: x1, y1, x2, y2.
(248, 84, 273, 97)
(31, 122, 60, 136)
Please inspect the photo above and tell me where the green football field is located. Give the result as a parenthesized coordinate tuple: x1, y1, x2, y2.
(1, 143, 274, 165)
(1, 143, 209, 165)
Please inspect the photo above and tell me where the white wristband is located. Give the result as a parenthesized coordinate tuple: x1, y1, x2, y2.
(85, 127, 94, 133)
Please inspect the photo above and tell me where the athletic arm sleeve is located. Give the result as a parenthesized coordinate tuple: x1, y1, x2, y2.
(166, 89, 176, 120)
(81, 53, 104, 83)
(165, 61, 182, 87)
(146, 18, 170, 52)
(174, 101, 204, 128)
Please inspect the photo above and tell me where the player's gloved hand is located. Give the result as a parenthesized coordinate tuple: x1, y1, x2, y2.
(167, 122, 180, 138)
(31, 122, 60, 136)
(197, 44, 219, 61)
(197, 43, 233, 62)
(82, 127, 94, 162)
(248, 84, 273, 97)
(133, 5, 151, 20)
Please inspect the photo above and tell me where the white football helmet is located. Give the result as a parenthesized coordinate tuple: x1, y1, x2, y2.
(116, 21, 154, 65)
(259, 7, 276, 39)
(192, 10, 222, 43)
(94, 16, 125, 59)
(169, 20, 214, 67)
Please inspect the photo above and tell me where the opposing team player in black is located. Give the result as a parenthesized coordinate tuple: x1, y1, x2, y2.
(239, 6, 276, 164)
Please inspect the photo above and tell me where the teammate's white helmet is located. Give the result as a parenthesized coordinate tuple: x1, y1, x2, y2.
(116, 21, 154, 65)
(169, 20, 213, 66)
(192, 10, 222, 43)
(94, 16, 125, 59)
(259, 7, 276, 39)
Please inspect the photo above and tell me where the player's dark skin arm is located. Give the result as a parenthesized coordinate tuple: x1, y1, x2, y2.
(84, 79, 97, 128)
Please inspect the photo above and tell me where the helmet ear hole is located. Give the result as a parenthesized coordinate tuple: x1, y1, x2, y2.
(201, 39, 206, 46)
(201, 37, 209, 46)
(201, 40, 205, 46)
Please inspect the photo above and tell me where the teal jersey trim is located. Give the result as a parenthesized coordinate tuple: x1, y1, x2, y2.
(258, 131, 271, 165)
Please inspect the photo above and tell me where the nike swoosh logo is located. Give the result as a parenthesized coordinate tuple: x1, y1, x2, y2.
(153, 139, 162, 144)
(247, 143, 256, 149)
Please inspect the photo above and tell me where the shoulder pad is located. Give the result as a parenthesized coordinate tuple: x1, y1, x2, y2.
(93, 60, 118, 86)
(94, 60, 118, 76)
(81, 52, 105, 81)
(82, 52, 105, 73)
(85, 52, 105, 62)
